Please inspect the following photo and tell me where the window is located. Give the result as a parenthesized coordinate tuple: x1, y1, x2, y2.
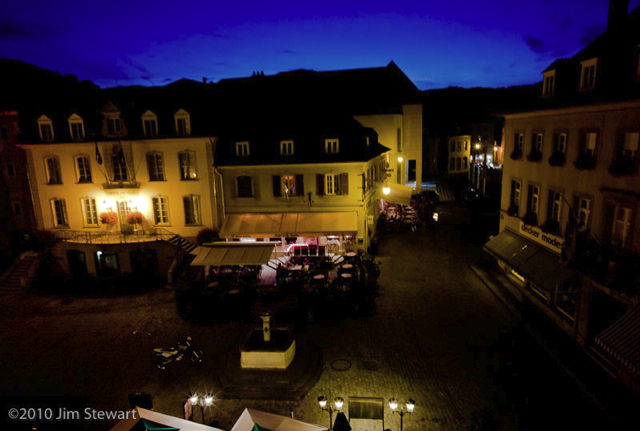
(142, 111, 158, 138)
(68, 114, 84, 140)
(38, 115, 54, 142)
(273, 174, 303, 197)
(280, 140, 294, 156)
(81, 198, 99, 227)
(450, 141, 455, 153)
(12, 202, 22, 218)
(75, 156, 92, 183)
(146, 153, 165, 181)
(509, 180, 521, 216)
(585, 132, 597, 157)
(235, 142, 250, 157)
(543, 71, 555, 97)
(575, 196, 591, 229)
(178, 151, 197, 180)
(45, 157, 62, 184)
(553, 133, 567, 154)
(576, 131, 598, 170)
(622, 132, 639, 160)
(183, 195, 201, 225)
(544, 190, 563, 234)
(112, 154, 128, 182)
(456, 141, 462, 152)
(533, 133, 543, 152)
(152, 196, 170, 225)
(525, 184, 540, 225)
(580, 58, 597, 90)
(174, 109, 191, 136)
(325, 139, 339, 154)
(449, 158, 455, 171)
(51, 198, 68, 227)
(107, 118, 121, 135)
(317, 173, 348, 196)
(237, 176, 253, 198)
(282, 175, 296, 196)
(456, 158, 461, 170)
(463, 157, 467, 169)
(612, 206, 632, 248)
(515, 133, 524, 151)
(5, 163, 15, 178)
(464, 141, 468, 151)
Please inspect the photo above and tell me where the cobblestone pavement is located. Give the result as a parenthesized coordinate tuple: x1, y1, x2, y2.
(0, 204, 524, 431)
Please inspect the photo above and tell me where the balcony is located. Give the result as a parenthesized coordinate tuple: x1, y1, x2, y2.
(53, 228, 176, 244)
(102, 181, 141, 190)
(526, 150, 543, 162)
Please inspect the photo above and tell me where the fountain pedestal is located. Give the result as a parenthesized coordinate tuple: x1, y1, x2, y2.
(240, 311, 296, 369)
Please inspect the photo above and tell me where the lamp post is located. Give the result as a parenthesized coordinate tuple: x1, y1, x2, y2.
(188, 393, 214, 424)
(388, 398, 415, 431)
(318, 396, 344, 430)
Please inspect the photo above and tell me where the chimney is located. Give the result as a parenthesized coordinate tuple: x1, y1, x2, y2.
(606, 0, 629, 39)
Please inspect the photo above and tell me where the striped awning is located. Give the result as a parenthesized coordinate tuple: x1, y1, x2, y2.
(382, 183, 414, 207)
(190, 243, 276, 266)
(219, 212, 358, 238)
(483, 228, 576, 291)
(595, 306, 640, 377)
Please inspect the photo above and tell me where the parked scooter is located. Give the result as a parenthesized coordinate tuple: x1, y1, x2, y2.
(154, 337, 203, 369)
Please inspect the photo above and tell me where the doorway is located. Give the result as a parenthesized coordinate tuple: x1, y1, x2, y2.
(117, 201, 134, 233)
(95, 251, 119, 280)
(67, 250, 87, 278)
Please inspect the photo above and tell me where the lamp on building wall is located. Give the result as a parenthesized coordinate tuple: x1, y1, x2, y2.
(397, 156, 403, 163)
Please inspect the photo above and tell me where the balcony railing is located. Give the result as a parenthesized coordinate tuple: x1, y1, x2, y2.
(54, 228, 177, 244)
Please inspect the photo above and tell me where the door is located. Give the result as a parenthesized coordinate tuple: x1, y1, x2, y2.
(408, 160, 417, 183)
(95, 252, 119, 280)
(130, 249, 159, 278)
(117, 201, 133, 233)
(67, 250, 87, 278)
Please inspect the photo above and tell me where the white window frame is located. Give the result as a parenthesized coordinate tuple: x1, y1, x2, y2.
(612, 206, 632, 248)
(235, 141, 250, 157)
(174, 109, 191, 136)
(147, 152, 165, 181)
(280, 140, 294, 156)
(325, 139, 339, 154)
(152, 196, 170, 225)
(183, 195, 201, 225)
(44, 156, 62, 185)
(580, 58, 597, 91)
(68, 114, 85, 141)
(577, 197, 591, 228)
(38, 115, 54, 142)
(178, 151, 197, 180)
(585, 132, 597, 157)
(512, 180, 521, 209)
(106, 116, 122, 136)
(515, 133, 524, 151)
(530, 185, 540, 215)
(325, 173, 341, 195)
(622, 132, 639, 160)
(555, 133, 567, 154)
(543, 71, 555, 97)
(51, 198, 68, 227)
(142, 110, 158, 138)
(81, 197, 99, 227)
(534, 133, 543, 152)
(551, 191, 562, 223)
(75, 155, 92, 183)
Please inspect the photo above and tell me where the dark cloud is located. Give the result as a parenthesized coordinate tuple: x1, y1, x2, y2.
(0, 20, 50, 39)
(279, 49, 299, 55)
(523, 35, 546, 54)
(578, 24, 605, 46)
(161, 78, 173, 82)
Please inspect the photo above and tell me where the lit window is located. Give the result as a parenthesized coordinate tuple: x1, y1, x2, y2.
(142, 111, 158, 138)
(82, 198, 99, 227)
(280, 140, 294, 156)
(325, 139, 339, 154)
(112, 154, 128, 182)
(622, 132, 639, 160)
(174, 109, 191, 136)
(51, 198, 68, 227)
(178, 151, 197, 180)
(580, 58, 597, 90)
(183, 195, 201, 225)
(543, 71, 555, 97)
(325, 173, 340, 195)
(235, 142, 250, 157)
(152, 196, 170, 225)
(146, 153, 165, 181)
(237, 176, 253, 198)
(38, 115, 54, 142)
(584, 132, 597, 157)
(68, 114, 85, 140)
(45, 157, 62, 184)
(75, 156, 92, 183)
(282, 175, 296, 196)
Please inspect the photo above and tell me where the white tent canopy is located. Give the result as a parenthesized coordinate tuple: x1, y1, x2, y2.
(110, 407, 223, 431)
(231, 408, 328, 431)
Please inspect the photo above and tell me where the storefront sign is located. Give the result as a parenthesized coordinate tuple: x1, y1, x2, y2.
(519, 221, 564, 252)
(105, 189, 139, 198)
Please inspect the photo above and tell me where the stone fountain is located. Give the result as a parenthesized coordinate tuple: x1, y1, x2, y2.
(240, 310, 295, 369)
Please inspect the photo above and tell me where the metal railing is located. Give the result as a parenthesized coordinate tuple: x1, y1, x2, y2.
(54, 228, 178, 244)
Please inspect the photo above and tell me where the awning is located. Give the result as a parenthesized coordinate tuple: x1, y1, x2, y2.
(109, 407, 222, 431)
(231, 408, 328, 431)
(595, 305, 640, 377)
(190, 243, 276, 266)
(382, 183, 414, 207)
(483, 228, 576, 291)
(219, 212, 358, 238)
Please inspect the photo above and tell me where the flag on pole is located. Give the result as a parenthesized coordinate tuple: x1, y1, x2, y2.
(118, 146, 126, 166)
(95, 139, 103, 165)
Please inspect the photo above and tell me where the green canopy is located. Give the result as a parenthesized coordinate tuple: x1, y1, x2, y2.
(143, 418, 180, 431)
(253, 423, 275, 431)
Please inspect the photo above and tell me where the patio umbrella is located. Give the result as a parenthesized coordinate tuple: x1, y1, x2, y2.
(333, 413, 351, 431)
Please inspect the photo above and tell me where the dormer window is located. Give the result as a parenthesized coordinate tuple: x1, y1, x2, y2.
(142, 110, 158, 138)
(236, 141, 250, 157)
(68, 114, 85, 140)
(107, 117, 121, 136)
(543, 70, 555, 97)
(280, 140, 294, 156)
(580, 58, 597, 91)
(325, 139, 339, 154)
(37, 115, 54, 142)
(174, 109, 191, 136)
(101, 101, 124, 137)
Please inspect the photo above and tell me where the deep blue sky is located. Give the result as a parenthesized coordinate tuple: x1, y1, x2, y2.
(2, 0, 639, 90)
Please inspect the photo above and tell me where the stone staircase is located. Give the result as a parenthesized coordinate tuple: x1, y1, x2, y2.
(0, 251, 41, 294)
(167, 235, 198, 254)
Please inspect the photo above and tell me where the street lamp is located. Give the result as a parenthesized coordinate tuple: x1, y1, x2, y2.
(318, 396, 344, 430)
(188, 393, 214, 424)
(388, 398, 415, 431)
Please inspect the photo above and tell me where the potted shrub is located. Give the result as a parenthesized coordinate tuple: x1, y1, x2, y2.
(509, 149, 522, 160)
(548, 152, 566, 166)
(125, 211, 145, 231)
(196, 227, 220, 245)
(99, 211, 118, 226)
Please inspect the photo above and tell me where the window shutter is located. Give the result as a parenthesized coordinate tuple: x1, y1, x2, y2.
(295, 174, 304, 196)
(604, 202, 615, 244)
(183, 196, 193, 224)
(527, 185, 533, 211)
(316, 174, 325, 196)
(547, 190, 554, 220)
(272, 175, 282, 197)
(340, 173, 349, 195)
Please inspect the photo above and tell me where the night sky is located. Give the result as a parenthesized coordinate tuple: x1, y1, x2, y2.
(2, 0, 640, 90)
